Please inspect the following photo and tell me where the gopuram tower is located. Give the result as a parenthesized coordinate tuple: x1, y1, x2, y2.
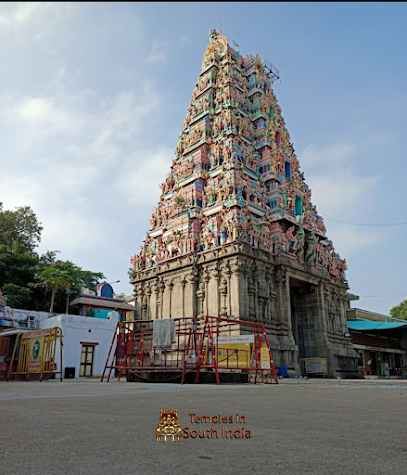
(130, 30, 358, 377)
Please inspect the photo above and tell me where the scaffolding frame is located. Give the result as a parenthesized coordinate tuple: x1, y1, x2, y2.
(101, 316, 278, 384)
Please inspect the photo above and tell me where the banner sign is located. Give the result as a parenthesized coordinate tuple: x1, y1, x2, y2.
(260, 342, 271, 369)
(214, 335, 254, 345)
(303, 357, 327, 374)
(22, 329, 51, 340)
(217, 343, 251, 368)
(24, 329, 51, 373)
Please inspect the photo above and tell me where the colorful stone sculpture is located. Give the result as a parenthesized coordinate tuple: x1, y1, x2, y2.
(131, 30, 347, 282)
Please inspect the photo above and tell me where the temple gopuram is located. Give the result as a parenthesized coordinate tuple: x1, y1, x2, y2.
(130, 30, 358, 377)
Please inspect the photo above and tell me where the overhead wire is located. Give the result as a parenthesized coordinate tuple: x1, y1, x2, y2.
(319, 212, 407, 227)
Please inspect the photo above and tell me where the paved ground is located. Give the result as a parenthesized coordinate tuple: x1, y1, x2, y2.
(1, 378, 406, 475)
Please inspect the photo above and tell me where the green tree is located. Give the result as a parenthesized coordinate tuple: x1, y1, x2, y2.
(35, 267, 73, 312)
(0, 283, 31, 308)
(390, 300, 407, 321)
(0, 203, 105, 313)
(0, 202, 43, 252)
(0, 241, 39, 289)
(0, 203, 41, 309)
(33, 253, 104, 313)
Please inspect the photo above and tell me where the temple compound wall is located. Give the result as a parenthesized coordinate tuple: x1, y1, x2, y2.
(131, 243, 357, 378)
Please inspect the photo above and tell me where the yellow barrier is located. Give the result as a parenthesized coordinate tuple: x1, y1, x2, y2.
(7, 327, 63, 382)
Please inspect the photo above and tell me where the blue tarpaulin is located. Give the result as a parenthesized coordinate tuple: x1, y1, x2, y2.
(347, 320, 407, 331)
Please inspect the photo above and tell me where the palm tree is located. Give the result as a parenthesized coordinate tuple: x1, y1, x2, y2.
(36, 267, 73, 313)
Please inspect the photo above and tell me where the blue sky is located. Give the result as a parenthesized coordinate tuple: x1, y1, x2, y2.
(0, 2, 406, 314)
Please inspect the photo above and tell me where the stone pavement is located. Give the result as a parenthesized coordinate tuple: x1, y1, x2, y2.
(1, 378, 406, 475)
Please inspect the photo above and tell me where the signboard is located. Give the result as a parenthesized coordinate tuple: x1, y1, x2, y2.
(217, 343, 252, 368)
(303, 357, 327, 374)
(24, 329, 51, 373)
(22, 328, 51, 340)
(214, 335, 254, 345)
(260, 342, 271, 369)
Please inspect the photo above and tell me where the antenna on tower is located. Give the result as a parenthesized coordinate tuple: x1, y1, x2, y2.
(232, 39, 240, 53)
(263, 58, 280, 84)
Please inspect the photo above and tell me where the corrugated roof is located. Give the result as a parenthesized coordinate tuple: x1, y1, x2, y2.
(348, 307, 406, 322)
(70, 296, 135, 311)
(347, 320, 407, 331)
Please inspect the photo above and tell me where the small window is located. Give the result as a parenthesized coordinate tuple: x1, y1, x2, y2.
(275, 131, 281, 146)
(284, 162, 291, 179)
(295, 195, 302, 216)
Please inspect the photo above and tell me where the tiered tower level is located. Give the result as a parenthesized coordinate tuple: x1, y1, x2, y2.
(130, 31, 357, 377)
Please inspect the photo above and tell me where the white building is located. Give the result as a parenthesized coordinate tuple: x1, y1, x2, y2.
(40, 314, 117, 379)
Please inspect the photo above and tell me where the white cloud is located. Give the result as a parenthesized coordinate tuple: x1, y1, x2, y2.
(301, 141, 356, 165)
(297, 140, 385, 258)
(326, 224, 390, 258)
(0, 74, 168, 263)
(115, 146, 173, 208)
(307, 167, 380, 218)
(148, 39, 170, 64)
(0, 2, 73, 41)
(0, 2, 45, 27)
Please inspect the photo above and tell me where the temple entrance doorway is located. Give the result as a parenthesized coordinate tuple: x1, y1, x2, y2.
(289, 277, 321, 363)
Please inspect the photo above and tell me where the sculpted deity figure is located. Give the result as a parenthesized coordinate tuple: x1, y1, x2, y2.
(315, 242, 323, 266)
(294, 228, 305, 262)
(304, 232, 317, 264)
(285, 226, 297, 254)
(277, 233, 288, 254)
(287, 188, 295, 211)
(217, 187, 224, 202)
(204, 231, 212, 250)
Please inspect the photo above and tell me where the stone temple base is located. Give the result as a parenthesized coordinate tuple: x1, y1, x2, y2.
(130, 243, 358, 378)
(126, 371, 249, 384)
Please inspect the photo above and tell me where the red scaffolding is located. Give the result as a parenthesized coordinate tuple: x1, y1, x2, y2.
(101, 315, 278, 384)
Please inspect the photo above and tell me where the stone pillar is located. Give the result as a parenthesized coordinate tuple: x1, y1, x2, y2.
(152, 280, 159, 320)
(219, 277, 228, 317)
(158, 278, 165, 319)
(275, 268, 290, 328)
(252, 263, 259, 320)
(224, 261, 232, 316)
(188, 265, 199, 319)
(202, 267, 210, 318)
(167, 280, 174, 318)
(180, 276, 187, 319)
(241, 263, 250, 319)
(320, 282, 339, 377)
(213, 262, 221, 316)
(339, 293, 348, 334)
(247, 271, 256, 320)
(196, 281, 206, 321)
(230, 259, 243, 319)
(144, 284, 152, 320)
(265, 268, 276, 321)
(323, 284, 333, 333)
(134, 285, 143, 320)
